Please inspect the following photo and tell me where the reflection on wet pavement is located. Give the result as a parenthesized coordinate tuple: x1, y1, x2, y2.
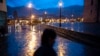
(56, 37, 85, 56)
(8, 25, 42, 56)
(8, 25, 100, 56)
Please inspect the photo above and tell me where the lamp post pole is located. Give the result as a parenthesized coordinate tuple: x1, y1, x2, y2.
(59, 2, 62, 27)
(44, 11, 47, 23)
(28, 3, 32, 25)
(59, 5, 61, 27)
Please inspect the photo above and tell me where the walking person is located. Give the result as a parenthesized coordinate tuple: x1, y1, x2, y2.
(34, 29, 57, 56)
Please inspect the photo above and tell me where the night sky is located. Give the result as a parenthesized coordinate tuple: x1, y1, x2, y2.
(7, 0, 84, 9)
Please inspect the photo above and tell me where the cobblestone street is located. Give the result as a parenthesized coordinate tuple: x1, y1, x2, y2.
(8, 25, 41, 56)
(7, 25, 100, 56)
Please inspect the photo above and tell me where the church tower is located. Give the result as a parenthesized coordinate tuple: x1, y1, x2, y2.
(84, 0, 100, 22)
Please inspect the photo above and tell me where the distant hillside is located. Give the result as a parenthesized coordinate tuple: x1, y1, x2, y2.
(7, 5, 84, 18)
(7, 6, 38, 17)
(39, 5, 84, 18)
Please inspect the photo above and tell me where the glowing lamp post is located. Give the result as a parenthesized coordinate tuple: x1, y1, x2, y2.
(44, 11, 47, 23)
(31, 15, 35, 24)
(44, 11, 47, 15)
(27, 3, 32, 24)
(28, 3, 32, 8)
(44, 11, 47, 19)
(59, 2, 62, 27)
(31, 15, 35, 19)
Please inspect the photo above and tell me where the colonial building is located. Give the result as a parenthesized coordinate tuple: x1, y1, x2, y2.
(84, 0, 100, 22)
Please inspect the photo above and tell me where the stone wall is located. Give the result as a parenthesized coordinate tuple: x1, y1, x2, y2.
(43, 25, 100, 47)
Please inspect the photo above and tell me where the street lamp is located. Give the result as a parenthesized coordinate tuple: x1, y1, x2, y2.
(27, 3, 32, 24)
(59, 1, 62, 27)
(31, 15, 35, 19)
(44, 11, 47, 23)
(44, 11, 47, 19)
(31, 15, 35, 24)
(28, 3, 32, 8)
(71, 14, 74, 19)
(44, 11, 47, 15)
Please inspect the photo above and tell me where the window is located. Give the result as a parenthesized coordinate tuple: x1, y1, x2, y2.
(0, 0, 3, 3)
(91, 0, 93, 5)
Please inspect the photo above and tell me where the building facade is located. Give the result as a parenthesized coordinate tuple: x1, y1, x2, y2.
(98, 0, 100, 22)
(84, 0, 100, 22)
(0, 0, 7, 34)
(0, 0, 8, 55)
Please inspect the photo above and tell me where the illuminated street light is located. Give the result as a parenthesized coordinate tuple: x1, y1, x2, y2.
(44, 11, 47, 19)
(44, 11, 47, 23)
(28, 3, 32, 8)
(31, 15, 35, 19)
(71, 14, 74, 19)
(59, 1, 63, 27)
(27, 3, 33, 25)
(44, 11, 47, 15)
(59, 2, 62, 7)
(31, 15, 35, 24)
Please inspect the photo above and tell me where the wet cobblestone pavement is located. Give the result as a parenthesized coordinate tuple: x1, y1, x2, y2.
(7, 25, 100, 56)
(8, 25, 42, 56)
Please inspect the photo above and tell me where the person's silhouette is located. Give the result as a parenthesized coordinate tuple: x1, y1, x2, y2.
(34, 29, 57, 56)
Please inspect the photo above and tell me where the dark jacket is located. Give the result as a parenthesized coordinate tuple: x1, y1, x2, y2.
(34, 46, 57, 56)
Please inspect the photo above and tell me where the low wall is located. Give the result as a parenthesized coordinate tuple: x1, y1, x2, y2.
(42, 25, 100, 48)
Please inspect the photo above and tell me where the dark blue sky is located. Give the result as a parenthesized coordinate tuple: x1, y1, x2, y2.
(7, 0, 84, 9)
